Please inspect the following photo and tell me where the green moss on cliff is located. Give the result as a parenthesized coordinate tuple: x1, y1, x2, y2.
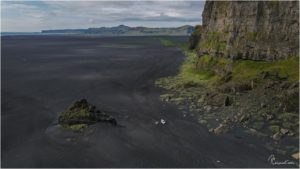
(180, 52, 216, 81)
(198, 32, 228, 52)
(245, 32, 259, 41)
(155, 51, 220, 90)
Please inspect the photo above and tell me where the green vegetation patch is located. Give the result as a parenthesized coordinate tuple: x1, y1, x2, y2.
(181, 53, 216, 79)
(159, 38, 189, 50)
(245, 32, 259, 41)
(158, 41, 298, 90)
(232, 56, 299, 82)
(62, 124, 88, 131)
(198, 32, 229, 52)
(269, 125, 280, 133)
(191, 54, 299, 83)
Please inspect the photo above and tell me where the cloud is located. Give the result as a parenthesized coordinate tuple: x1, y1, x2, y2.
(1, 1, 205, 32)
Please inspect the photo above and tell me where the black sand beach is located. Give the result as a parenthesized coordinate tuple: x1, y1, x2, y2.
(1, 35, 281, 167)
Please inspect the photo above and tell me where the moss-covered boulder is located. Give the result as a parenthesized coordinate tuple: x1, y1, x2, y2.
(58, 99, 117, 129)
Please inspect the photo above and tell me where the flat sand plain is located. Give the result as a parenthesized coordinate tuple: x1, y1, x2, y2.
(1, 35, 278, 167)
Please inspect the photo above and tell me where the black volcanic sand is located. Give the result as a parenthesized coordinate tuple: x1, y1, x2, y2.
(1, 36, 286, 167)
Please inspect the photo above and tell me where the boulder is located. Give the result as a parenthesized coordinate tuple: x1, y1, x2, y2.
(272, 132, 282, 141)
(265, 114, 273, 121)
(291, 152, 299, 160)
(280, 128, 289, 135)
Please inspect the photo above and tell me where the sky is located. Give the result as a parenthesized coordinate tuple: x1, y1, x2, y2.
(1, 1, 205, 32)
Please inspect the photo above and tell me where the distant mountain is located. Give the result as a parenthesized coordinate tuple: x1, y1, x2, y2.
(41, 25, 194, 36)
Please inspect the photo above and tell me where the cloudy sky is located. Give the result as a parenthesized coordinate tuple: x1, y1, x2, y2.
(1, 1, 205, 32)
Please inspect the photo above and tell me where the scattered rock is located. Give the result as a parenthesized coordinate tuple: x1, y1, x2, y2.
(272, 132, 282, 141)
(213, 124, 229, 135)
(287, 131, 295, 136)
(199, 119, 207, 124)
(280, 128, 289, 135)
(265, 114, 274, 121)
(247, 128, 267, 138)
(204, 105, 212, 111)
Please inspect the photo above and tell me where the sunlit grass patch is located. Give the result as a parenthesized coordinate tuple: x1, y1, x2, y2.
(160, 39, 176, 47)
(159, 38, 189, 50)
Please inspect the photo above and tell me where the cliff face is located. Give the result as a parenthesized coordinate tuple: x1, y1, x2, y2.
(195, 1, 299, 61)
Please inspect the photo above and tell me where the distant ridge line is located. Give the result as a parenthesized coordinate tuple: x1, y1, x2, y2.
(41, 25, 195, 36)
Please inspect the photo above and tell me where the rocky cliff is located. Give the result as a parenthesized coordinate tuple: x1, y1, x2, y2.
(193, 1, 299, 61)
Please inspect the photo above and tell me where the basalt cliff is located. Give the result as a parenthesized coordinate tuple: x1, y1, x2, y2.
(191, 1, 299, 61)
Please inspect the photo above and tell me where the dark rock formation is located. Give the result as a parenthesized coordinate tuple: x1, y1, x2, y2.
(189, 25, 202, 50)
(58, 99, 117, 127)
(193, 1, 299, 61)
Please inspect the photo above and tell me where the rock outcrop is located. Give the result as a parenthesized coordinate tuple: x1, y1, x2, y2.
(58, 99, 117, 128)
(192, 1, 299, 61)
